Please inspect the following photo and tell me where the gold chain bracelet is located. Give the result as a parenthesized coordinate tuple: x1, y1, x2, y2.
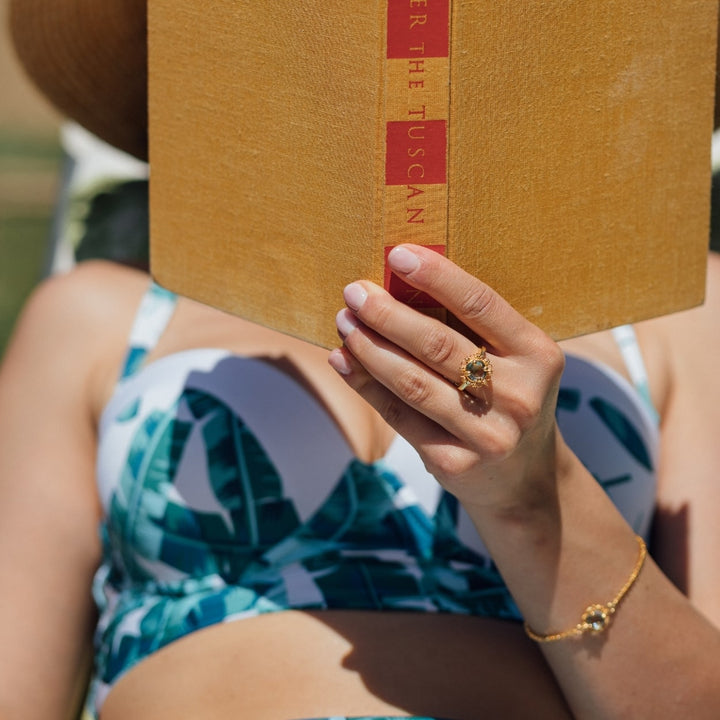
(524, 535, 647, 643)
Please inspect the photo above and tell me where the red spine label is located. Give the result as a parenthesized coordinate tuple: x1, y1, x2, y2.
(387, 0, 450, 58)
(384, 0, 450, 309)
(385, 119, 447, 186)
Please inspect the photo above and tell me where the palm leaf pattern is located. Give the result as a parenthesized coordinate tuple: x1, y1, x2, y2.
(589, 397, 653, 471)
(554, 360, 657, 538)
(91, 387, 518, 709)
(89, 343, 656, 717)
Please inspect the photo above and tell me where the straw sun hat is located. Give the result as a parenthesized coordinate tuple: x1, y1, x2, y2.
(9, 0, 149, 160)
(9, 1, 720, 161)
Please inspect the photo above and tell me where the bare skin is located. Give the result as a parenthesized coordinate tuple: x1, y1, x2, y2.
(0, 253, 718, 719)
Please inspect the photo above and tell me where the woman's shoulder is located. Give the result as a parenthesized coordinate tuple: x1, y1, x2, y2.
(3, 261, 154, 419)
(32, 257, 148, 304)
(16, 260, 149, 339)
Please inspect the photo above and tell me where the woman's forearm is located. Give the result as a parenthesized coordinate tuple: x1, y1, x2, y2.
(466, 445, 720, 720)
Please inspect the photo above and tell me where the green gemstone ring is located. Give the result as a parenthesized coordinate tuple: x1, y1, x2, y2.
(457, 347, 493, 391)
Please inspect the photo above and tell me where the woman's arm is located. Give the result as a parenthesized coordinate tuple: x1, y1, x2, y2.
(650, 252, 720, 623)
(0, 263, 134, 720)
(329, 244, 720, 719)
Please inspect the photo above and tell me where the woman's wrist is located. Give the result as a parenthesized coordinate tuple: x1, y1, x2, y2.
(461, 444, 641, 636)
(457, 429, 575, 528)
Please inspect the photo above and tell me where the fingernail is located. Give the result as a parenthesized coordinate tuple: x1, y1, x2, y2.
(336, 308, 359, 337)
(328, 348, 352, 375)
(343, 282, 367, 310)
(388, 246, 420, 274)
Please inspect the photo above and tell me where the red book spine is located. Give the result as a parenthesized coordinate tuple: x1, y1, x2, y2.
(383, 0, 450, 307)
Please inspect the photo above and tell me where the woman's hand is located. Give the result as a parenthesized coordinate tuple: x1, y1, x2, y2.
(328, 244, 569, 517)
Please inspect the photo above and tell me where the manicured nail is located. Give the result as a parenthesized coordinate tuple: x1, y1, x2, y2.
(335, 308, 359, 337)
(388, 245, 420, 274)
(328, 348, 352, 375)
(343, 282, 367, 310)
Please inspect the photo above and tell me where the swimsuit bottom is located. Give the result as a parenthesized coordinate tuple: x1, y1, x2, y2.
(302, 716, 454, 719)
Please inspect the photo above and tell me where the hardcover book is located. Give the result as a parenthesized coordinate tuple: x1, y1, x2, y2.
(148, 1, 716, 348)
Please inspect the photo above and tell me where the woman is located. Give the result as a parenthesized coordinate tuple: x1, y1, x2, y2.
(2, 2, 720, 719)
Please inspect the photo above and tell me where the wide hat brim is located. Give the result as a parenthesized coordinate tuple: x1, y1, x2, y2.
(9, 1, 720, 160)
(9, 0, 148, 160)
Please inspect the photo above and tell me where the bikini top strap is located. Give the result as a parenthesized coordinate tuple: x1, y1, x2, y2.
(611, 324, 659, 423)
(118, 282, 178, 381)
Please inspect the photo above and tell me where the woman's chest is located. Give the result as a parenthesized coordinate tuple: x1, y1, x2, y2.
(96, 350, 657, 596)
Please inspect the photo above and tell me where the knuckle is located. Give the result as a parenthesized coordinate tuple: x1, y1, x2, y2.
(456, 283, 497, 325)
(510, 393, 543, 431)
(543, 341, 566, 378)
(529, 334, 566, 379)
(482, 424, 521, 463)
(421, 326, 459, 366)
(393, 365, 433, 406)
(366, 293, 394, 332)
(377, 394, 407, 430)
(425, 445, 475, 480)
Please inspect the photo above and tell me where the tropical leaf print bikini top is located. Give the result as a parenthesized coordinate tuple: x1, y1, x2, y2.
(87, 283, 659, 713)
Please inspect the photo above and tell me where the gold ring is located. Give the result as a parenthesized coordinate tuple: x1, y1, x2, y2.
(457, 347, 493, 391)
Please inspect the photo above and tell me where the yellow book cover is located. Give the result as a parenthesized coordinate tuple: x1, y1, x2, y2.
(149, 1, 716, 348)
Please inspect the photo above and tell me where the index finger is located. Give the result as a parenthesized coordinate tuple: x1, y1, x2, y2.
(386, 244, 545, 355)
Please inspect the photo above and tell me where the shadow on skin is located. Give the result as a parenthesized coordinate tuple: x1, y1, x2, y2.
(651, 503, 689, 595)
(307, 611, 574, 719)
